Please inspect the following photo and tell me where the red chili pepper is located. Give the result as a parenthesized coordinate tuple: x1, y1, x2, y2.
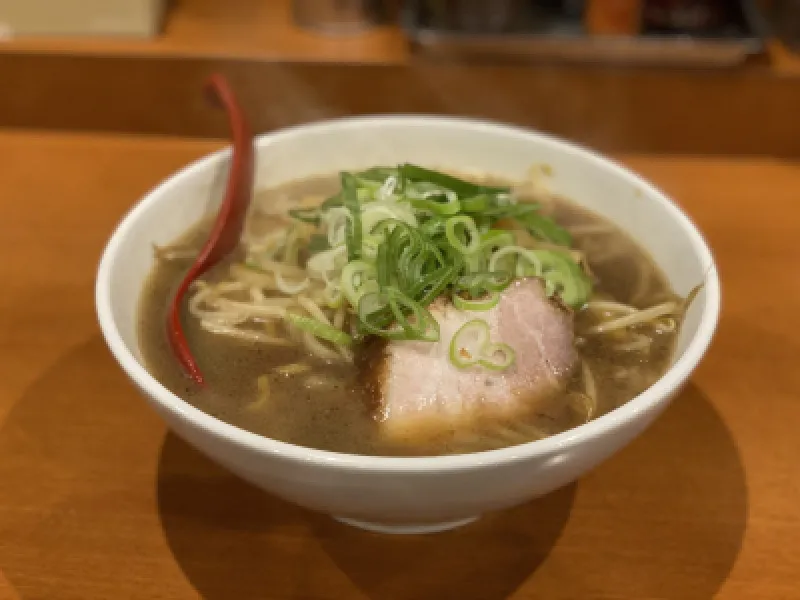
(166, 73, 254, 385)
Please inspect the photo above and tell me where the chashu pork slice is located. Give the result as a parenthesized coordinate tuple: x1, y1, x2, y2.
(363, 278, 577, 441)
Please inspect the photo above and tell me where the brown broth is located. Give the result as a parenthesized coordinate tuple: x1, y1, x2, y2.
(138, 175, 678, 456)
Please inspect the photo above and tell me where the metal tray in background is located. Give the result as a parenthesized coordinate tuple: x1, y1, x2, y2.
(402, 0, 767, 68)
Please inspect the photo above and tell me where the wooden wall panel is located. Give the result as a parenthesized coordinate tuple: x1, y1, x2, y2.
(1, 52, 798, 155)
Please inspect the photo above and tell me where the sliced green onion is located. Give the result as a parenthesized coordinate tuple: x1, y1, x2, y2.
(286, 313, 353, 346)
(480, 229, 516, 252)
(400, 164, 510, 198)
(342, 172, 362, 261)
(415, 263, 460, 307)
(372, 219, 447, 293)
(484, 201, 539, 219)
(321, 193, 343, 210)
(419, 215, 447, 237)
(415, 312, 441, 342)
(370, 217, 410, 238)
(293, 163, 590, 345)
(448, 319, 517, 371)
(340, 260, 377, 307)
(473, 216, 493, 234)
(356, 292, 401, 340)
(489, 246, 543, 277)
(481, 196, 571, 246)
(358, 288, 439, 342)
(356, 188, 374, 203)
(356, 166, 401, 185)
(288, 207, 320, 225)
(461, 194, 490, 213)
(533, 249, 592, 308)
(515, 253, 544, 278)
(407, 183, 461, 216)
(307, 234, 330, 255)
(452, 290, 501, 311)
(455, 271, 512, 296)
(449, 319, 516, 371)
(464, 252, 485, 275)
(359, 233, 383, 260)
(375, 242, 391, 288)
(517, 212, 572, 246)
(449, 319, 490, 368)
(352, 177, 382, 195)
(484, 271, 514, 291)
(386, 287, 440, 342)
(479, 343, 516, 371)
(445, 215, 480, 255)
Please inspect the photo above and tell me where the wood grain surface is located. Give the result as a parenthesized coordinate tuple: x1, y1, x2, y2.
(0, 130, 798, 599)
(1, 53, 799, 157)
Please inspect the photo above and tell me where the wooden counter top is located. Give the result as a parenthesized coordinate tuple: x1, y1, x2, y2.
(0, 130, 798, 599)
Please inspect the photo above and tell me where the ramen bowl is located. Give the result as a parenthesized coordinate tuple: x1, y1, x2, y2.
(96, 116, 720, 534)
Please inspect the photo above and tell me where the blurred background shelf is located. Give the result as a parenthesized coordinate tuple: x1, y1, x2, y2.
(403, 0, 770, 68)
(0, 0, 408, 63)
(0, 0, 798, 72)
(0, 0, 797, 155)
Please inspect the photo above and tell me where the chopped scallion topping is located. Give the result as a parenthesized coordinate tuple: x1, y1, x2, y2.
(286, 313, 353, 346)
(307, 164, 591, 342)
(448, 318, 517, 371)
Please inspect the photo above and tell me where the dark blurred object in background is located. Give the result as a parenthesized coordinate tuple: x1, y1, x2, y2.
(416, 0, 577, 33)
(429, 0, 521, 33)
(413, 1, 762, 38)
(404, 0, 765, 66)
(759, 0, 800, 51)
(643, 0, 729, 33)
(585, 0, 746, 37)
(292, 0, 390, 34)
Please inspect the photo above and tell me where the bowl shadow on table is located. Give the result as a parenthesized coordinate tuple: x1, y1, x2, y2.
(157, 433, 576, 600)
(156, 385, 747, 600)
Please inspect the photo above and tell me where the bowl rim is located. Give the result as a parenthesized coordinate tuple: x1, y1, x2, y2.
(96, 114, 721, 473)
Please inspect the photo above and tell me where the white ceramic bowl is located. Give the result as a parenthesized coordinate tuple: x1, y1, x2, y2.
(96, 116, 720, 534)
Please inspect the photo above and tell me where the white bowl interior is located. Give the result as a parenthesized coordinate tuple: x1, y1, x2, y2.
(104, 118, 714, 378)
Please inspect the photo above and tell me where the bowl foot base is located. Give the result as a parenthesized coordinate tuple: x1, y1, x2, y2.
(333, 515, 479, 534)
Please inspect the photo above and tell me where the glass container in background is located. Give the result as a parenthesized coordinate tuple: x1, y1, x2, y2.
(292, 0, 389, 34)
(585, 0, 643, 35)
